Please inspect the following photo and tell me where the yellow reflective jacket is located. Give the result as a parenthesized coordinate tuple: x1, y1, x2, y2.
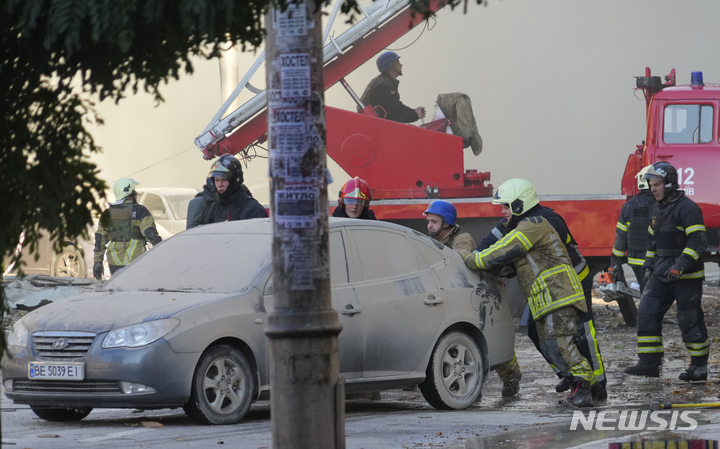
(467, 215, 586, 320)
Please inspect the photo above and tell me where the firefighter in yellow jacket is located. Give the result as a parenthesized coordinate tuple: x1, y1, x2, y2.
(93, 178, 162, 279)
(462, 179, 595, 407)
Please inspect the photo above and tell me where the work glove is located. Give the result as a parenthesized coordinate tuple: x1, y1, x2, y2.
(642, 267, 653, 284)
(93, 262, 104, 280)
(610, 265, 626, 285)
(664, 265, 684, 281)
(463, 251, 479, 270)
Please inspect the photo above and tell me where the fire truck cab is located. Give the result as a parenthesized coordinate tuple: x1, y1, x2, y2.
(622, 69, 720, 262)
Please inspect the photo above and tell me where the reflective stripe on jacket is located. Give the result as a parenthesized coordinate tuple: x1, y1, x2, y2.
(470, 215, 586, 320)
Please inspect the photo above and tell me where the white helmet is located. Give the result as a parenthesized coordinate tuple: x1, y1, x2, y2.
(636, 165, 652, 190)
(492, 178, 539, 216)
(113, 177, 139, 201)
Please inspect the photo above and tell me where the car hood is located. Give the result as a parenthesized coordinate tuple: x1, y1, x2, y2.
(19, 290, 245, 334)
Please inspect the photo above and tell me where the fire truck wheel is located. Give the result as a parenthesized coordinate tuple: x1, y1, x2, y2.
(183, 345, 254, 425)
(419, 331, 484, 410)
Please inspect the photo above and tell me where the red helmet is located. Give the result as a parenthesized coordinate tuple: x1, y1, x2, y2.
(339, 177, 372, 208)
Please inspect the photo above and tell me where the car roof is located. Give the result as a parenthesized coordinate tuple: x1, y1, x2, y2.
(182, 217, 429, 237)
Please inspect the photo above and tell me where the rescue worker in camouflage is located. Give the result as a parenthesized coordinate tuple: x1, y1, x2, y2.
(609, 165, 655, 293)
(205, 154, 267, 223)
(93, 178, 162, 279)
(462, 178, 595, 407)
(476, 182, 606, 400)
(358, 51, 426, 123)
(624, 161, 710, 380)
(424, 200, 523, 398)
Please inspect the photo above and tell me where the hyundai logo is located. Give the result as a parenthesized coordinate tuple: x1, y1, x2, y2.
(52, 338, 69, 350)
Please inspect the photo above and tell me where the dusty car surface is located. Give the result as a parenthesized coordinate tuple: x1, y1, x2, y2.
(2, 218, 515, 425)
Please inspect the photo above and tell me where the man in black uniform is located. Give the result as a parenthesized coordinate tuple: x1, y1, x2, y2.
(358, 51, 426, 123)
(609, 165, 655, 293)
(624, 161, 709, 380)
(205, 154, 267, 223)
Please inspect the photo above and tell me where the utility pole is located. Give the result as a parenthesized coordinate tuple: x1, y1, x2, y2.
(264, 1, 344, 448)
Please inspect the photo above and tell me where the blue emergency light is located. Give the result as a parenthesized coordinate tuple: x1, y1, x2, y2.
(691, 71, 704, 86)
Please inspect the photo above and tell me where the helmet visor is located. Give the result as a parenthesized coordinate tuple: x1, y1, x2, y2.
(344, 198, 369, 207)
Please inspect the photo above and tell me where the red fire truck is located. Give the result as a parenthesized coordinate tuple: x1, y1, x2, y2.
(194, 0, 720, 323)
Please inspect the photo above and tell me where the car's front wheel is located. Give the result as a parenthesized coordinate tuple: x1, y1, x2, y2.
(419, 331, 484, 410)
(31, 406, 92, 422)
(183, 345, 255, 425)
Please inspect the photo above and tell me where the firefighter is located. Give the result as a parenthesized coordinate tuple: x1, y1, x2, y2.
(609, 165, 655, 293)
(332, 177, 376, 220)
(423, 200, 475, 252)
(93, 178, 162, 279)
(205, 154, 267, 223)
(186, 175, 217, 229)
(358, 51, 426, 123)
(624, 161, 710, 380)
(462, 178, 595, 407)
(424, 199, 523, 397)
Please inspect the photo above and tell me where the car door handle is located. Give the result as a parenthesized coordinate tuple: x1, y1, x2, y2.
(341, 306, 362, 316)
(424, 296, 444, 305)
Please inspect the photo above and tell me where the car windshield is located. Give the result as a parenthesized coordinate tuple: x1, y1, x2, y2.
(165, 192, 197, 220)
(104, 231, 271, 293)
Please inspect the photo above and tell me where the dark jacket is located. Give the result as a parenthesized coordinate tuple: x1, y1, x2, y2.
(611, 190, 654, 267)
(207, 184, 267, 223)
(331, 205, 377, 220)
(358, 73, 418, 123)
(644, 190, 707, 282)
(186, 185, 217, 229)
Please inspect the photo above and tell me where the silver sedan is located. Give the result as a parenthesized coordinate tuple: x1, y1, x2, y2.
(2, 218, 515, 424)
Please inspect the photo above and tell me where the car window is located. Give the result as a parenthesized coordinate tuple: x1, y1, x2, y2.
(141, 194, 168, 220)
(350, 229, 421, 281)
(165, 193, 196, 220)
(105, 232, 271, 293)
(263, 230, 348, 295)
(663, 104, 714, 144)
(410, 235, 446, 268)
(330, 230, 349, 284)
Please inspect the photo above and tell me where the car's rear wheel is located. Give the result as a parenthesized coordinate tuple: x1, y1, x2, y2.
(50, 244, 86, 277)
(30, 406, 92, 422)
(183, 345, 254, 425)
(419, 331, 484, 410)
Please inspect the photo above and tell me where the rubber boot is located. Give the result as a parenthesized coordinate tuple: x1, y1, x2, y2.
(556, 377, 571, 393)
(624, 362, 660, 377)
(566, 379, 593, 408)
(591, 382, 607, 401)
(679, 364, 708, 382)
(496, 356, 522, 397)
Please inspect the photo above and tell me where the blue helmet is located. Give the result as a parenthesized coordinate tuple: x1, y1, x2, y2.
(424, 200, 457, 226)
(376, 51, 400, 73)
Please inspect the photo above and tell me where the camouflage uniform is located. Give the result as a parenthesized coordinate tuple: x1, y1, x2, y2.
(94, 199, 162, 274)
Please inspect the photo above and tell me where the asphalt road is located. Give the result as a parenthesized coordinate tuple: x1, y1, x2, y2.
(4, 282, 720, 448)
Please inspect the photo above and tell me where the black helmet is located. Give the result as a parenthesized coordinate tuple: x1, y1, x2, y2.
(209, 154, 243, 186)
(644, 161, 678, 192)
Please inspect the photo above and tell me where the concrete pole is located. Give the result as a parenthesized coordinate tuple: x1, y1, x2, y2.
(264, 2, 344, 449)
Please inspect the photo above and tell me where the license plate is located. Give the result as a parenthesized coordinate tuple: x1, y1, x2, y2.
(28, 362, 85, 380)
